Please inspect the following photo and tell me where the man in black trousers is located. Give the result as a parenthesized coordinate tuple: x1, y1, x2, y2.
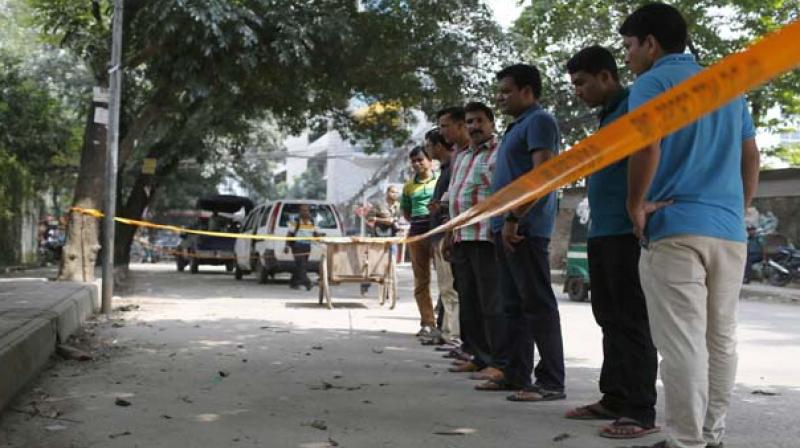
(564, 46, 658, 440)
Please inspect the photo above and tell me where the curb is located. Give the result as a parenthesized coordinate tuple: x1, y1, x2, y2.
(0, 281, 99, 412)
(551, 270, 800, 305)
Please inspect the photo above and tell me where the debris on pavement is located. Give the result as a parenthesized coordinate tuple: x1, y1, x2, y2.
(56, 344, 93, 361)
(553, 432, 571, 442)
(371, 347, 384, 354)
(116, 304, 140, 312)
(219, 370, 231, 378)
(433, 427, 476, 436)
(108, 430, 132, 439)
(309, 381, 335, 391)
(301, 419, 328, 431)
(312, 344, 324, 350)
(752, 389, 780, 396)
(45, 424, 67, 431)
(114, 398, 131, 407)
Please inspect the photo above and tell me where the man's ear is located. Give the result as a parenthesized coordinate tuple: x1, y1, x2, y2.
(645, 34, 660, 57)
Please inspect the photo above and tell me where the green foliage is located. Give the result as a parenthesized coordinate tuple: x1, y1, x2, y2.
(764, 142, 800, 167)
(0, 52, 82, 214)
(512, 0, 800, 144)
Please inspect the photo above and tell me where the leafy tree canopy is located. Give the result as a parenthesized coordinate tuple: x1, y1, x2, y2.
(512, 0, 800, 145)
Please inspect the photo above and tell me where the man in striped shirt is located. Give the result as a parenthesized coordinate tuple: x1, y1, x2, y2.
(445, 102, 505, 386)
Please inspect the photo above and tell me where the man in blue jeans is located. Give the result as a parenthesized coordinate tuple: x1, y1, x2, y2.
(484, 64, 566, 402)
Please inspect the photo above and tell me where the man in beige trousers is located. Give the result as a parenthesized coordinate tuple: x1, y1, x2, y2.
(620, 4, 760, 448)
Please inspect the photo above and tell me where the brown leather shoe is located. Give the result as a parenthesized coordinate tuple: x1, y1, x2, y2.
(448, 361, 479, 373)
(468, 367, 504, 381)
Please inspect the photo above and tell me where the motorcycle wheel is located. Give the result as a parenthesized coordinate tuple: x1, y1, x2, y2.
(768, 269, 792, 287)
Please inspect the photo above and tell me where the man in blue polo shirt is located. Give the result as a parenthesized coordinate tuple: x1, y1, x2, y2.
(480, 64, 566, 402)
(620, 4, 760, 448)
(564, 46, 659, 440)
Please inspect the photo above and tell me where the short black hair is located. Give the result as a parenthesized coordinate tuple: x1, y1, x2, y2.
(424, 128, 449, 148)
(566, 46, 619, 81)
(464, 101, 494, 122)
(408, 145, 431, 160)
(436, 106, 465, 122)
(496, 64, 543, 99)
(619, 2, 688, 54)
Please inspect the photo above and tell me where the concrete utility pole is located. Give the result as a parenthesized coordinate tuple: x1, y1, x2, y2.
(101, 0, 124, 314)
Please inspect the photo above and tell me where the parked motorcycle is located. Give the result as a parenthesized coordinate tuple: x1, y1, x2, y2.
(766, 246, 800, 287)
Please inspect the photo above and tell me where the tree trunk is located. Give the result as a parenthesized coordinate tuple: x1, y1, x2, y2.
(114, 172, 155, 267)
(114, 151, 179, 268)
(58, 100, 108, 282)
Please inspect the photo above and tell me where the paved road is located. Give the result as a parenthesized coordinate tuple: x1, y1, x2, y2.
(0, 263, 798, 447)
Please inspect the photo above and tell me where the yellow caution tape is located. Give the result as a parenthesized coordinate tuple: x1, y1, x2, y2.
(72, 19, 800, 245)
(70, 207, 402, 244)
(407, 18, 800, 242)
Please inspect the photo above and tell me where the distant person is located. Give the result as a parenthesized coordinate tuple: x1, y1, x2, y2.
(743, 225, 763, 284)
(564, 45, 658, 440)
(208, 211, 223, 232)
(402, 146, 439, 339)
(620, 3, 759, 448)
(285, 204, 324, 290)
(361, 186, 402, 296)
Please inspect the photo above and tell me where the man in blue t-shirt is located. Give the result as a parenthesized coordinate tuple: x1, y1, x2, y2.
(476, 64, 566, 402)
(563, 46, 658, 440)
(620, 4, 760, 448)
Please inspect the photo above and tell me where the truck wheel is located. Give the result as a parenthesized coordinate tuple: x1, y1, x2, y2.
(566, 277, 589, 302)
(190, 259, 199, 274)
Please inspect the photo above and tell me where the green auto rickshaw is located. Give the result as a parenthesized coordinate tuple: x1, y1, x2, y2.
(563, 201, 590, 302)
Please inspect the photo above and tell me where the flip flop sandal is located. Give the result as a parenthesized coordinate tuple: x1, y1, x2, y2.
(598, 418, 661, 439)
(565, 402, 619, 420)
(506, 389, 566, 402)
(474, 380, 519, 391)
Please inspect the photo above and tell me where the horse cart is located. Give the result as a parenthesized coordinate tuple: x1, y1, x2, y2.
(317, 239, 397, 310)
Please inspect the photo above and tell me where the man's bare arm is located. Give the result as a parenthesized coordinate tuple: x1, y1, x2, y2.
(627, 142, 661, 239)
(741, 137, 760, 209)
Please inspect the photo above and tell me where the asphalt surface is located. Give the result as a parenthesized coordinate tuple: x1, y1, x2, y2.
(0, 263, 798, 448)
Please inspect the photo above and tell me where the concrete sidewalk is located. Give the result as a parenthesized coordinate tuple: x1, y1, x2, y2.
(0, 278, 98, 411)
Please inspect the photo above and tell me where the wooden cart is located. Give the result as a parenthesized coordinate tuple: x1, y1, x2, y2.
(318, 239, 397, 310)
